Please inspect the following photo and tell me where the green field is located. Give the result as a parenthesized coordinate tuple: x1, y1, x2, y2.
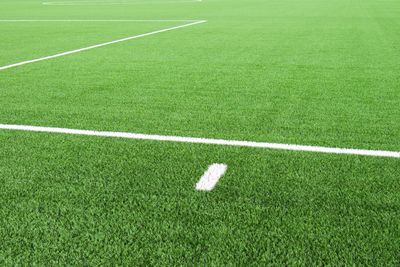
(1, 0, 399, 265)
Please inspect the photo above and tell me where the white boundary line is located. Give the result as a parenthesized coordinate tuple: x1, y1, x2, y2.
(196, 164, 227, 191)
(0, 124, 399, 158)
(0, 20, 206, 71)
(0, 19, 201, 22)
(42, 0, 202, 5)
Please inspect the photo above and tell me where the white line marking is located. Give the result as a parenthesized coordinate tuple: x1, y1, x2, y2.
(0, 124, 399, 158)
(196, 164, 227, 191)
(0, 19, 201, 22)
(0, 20, 206, 71)
(42, 0, 202, 5)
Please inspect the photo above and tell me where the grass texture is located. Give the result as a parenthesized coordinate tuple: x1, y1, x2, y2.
(0, 0, 399, 265)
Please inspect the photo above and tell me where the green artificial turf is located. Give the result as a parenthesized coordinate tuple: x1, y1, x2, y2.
(0, 0, 399, 265)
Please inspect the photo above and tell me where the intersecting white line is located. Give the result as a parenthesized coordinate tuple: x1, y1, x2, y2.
(0, 124, 399, 158)
(0, 20, 206, 71)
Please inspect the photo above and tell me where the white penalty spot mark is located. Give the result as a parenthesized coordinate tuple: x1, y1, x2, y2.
(196, 164, 227, 192)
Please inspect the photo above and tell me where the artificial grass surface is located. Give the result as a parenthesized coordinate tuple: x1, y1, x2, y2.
(0, 0, 399, 265)
(1, 0, 399, 150)
(1, 131, 399, 265)
(0, 21, 182, 65)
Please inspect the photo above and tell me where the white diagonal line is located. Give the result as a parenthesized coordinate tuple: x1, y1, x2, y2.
(0, 20, 206, 71)
(196, 164, 227, 191)
(0, 124, 399, 158)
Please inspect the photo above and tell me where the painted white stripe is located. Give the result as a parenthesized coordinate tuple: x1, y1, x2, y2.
(0, 124, 399, 158)
(0, 20, 206, 71)
(0, 19, 201, 22)
(42, 0, 202, 5)
(196, 164, 227, 191)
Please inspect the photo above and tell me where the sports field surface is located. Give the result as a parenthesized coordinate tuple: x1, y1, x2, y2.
(1, 0, 399, 265)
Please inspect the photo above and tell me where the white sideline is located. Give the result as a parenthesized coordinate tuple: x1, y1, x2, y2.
(0, 124, 399, 158)
(42, 0, 202, 5)
(196, 164, 227, 191)
(0, 20, 206, 71)
(0, 19, 201, 22)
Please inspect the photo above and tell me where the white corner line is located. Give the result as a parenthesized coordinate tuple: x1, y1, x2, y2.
(0, 124, 399, 158)
(196, 164, 227, 191)
(0, 20, 206, 71)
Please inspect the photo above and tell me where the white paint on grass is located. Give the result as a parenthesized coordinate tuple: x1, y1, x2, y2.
(42, 0, 202, 5)
(0, 19, 201, 22)
(0, 20, 206, 71)
(0, 124, 399, 158)
(196, 164, 227, 191)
